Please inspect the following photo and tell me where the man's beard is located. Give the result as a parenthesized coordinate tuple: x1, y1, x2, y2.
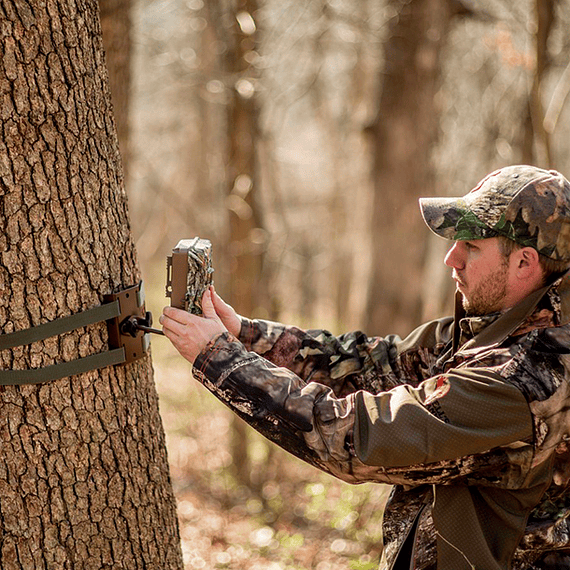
(460, 261, 509, 317)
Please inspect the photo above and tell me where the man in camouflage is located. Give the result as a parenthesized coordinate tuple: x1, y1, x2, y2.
(161, 165, 570, 569)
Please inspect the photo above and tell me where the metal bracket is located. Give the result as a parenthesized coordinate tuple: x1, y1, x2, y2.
(104, 282, 161, 365)
(166, 246, 190, 310)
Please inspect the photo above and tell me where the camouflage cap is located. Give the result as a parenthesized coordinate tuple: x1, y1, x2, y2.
(419, 165, 570, 262)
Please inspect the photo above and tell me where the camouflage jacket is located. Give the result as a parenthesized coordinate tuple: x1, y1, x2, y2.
(193, 274, 570, 570)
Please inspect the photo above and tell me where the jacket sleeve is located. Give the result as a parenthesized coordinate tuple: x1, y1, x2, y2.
(193, 332, 534, 488)
(237, 316, 454, 396)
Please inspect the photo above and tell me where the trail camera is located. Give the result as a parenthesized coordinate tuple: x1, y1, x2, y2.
(166, 238, 214, 314)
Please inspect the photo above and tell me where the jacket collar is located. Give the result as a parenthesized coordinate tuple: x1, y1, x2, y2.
(549, 271, 570, 326)
(452, 271, 570, 355)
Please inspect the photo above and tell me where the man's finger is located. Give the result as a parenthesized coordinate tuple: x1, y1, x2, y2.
(161, 326, 182, 343)
(160, 309, 198, 334)
(160, 315, 187, 337)
(162, 306, 191, 325)
(201, 288, 217, 319)
(211, 286, 230, 314)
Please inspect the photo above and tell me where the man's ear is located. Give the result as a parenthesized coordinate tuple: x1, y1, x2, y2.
(516, 247, 541, 275)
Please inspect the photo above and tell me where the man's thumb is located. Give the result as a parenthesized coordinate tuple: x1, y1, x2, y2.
(201, 288, 218, 319)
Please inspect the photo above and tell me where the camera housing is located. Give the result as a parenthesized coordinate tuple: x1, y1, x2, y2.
(166, 238, 213, 314)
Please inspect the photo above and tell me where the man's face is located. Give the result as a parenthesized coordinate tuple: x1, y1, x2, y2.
(444, 238, 513, 316)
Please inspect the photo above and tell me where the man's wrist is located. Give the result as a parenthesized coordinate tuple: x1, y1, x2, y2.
(193, 331, 242, 375)
(237, 316, 254, 347)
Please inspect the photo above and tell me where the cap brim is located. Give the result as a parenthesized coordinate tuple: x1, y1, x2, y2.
(419, 196, 494, 241)
(419, 196, 465, 240)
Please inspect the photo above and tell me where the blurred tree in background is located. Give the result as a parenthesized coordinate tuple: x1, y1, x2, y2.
(203, 0, 267, 486)
(365, 0, 477, 334)
(120, 0, 570, 566)
(99, 0, 132, 173)
(128, 0, 570, 334)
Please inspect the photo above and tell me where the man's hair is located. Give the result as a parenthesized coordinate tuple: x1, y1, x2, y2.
(497, 236, 570, 284)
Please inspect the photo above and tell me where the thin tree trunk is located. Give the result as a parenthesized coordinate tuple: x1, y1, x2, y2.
(99, 0, 132, 175)
(520, 0, 555, 166)
(365, 0, 464, 336)
(0, 0, 183, 568)
(208, 0, 265, 487)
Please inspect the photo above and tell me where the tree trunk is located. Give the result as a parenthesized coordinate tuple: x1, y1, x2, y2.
(205, 0, 265, 487)
(99, 0, 132, 176)
(0, 1, 183, 568)
(365, 0, 459, 336)
(223, 0, 264, 319)
(520, 0, 555, 166)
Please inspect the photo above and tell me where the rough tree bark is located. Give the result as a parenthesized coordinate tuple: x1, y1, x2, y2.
(0, 0, 183, 568)
(364, 0, 471, 336)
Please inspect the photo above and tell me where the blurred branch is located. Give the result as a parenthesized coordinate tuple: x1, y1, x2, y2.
(543, 49, 570, 134)
(449, 0, 495, 21)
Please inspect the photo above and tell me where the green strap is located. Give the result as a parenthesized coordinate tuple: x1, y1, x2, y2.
(0, 301, 121, 350)
(0, 301, 128, 385)
(0, 348, 127, 385)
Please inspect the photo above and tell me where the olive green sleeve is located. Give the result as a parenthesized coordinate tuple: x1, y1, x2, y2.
(353, 368, 533, 468)
(193, 333, 534, 488)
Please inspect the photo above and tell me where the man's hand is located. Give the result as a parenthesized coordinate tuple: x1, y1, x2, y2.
(160, 286, 229, 363)
(210, 286, 241, 337)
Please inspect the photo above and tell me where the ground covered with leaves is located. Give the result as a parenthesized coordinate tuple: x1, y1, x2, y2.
(154, 350, 389, 570)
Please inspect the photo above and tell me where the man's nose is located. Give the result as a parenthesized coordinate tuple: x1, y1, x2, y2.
(444, 242, 464, 269)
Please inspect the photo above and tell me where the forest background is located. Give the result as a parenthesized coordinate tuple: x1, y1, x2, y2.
(102, 0, 570, 568)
